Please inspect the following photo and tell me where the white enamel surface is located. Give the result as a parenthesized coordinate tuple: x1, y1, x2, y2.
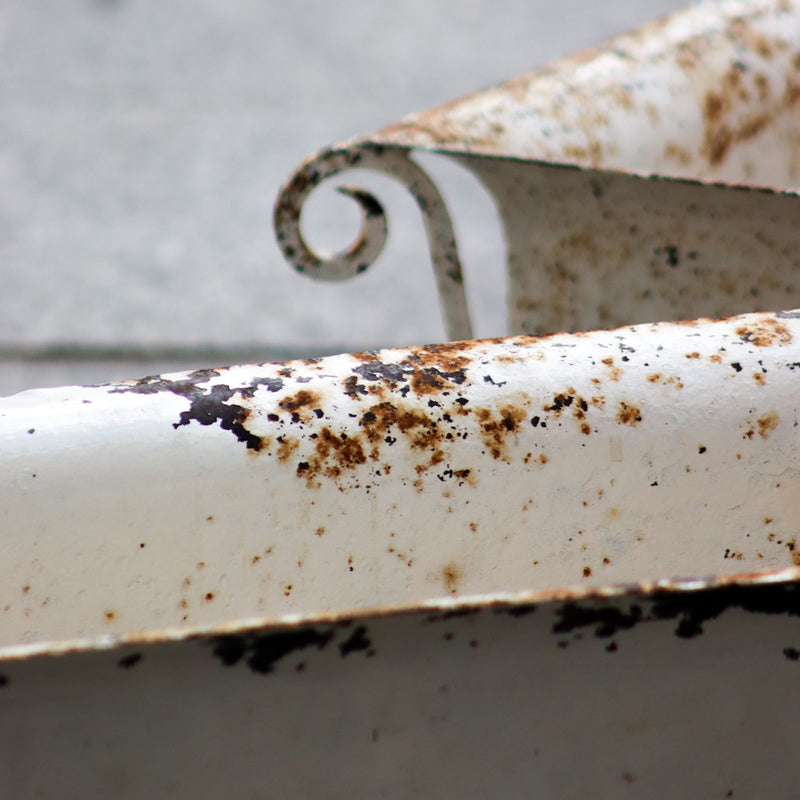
(373, 0, 800, 188)
(1, 310, 797, 648)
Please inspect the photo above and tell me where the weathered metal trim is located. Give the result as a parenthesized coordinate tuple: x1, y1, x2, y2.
(274, 0, 800, 338)
(2, 308, 797, 649)
(273, 144, 473, 340)
(2, 564, 798, 664)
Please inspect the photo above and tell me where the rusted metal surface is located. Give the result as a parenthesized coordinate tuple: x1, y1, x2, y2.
(274, 0, 800, 339)
(1, 309, 797, 650)
(3, 2, 800, 796)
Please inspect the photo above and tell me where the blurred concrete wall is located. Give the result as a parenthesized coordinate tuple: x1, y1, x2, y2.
(0, 0, 686, 393)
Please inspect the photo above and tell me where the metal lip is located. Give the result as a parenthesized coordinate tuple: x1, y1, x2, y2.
(3, 564, 798, 664)
(355, 139, 800, 197)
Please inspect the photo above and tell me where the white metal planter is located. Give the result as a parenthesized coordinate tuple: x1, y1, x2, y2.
(1, 1, 799, 797)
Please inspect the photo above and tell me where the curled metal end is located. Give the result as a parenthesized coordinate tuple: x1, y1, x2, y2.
(273, 144, 473, 341)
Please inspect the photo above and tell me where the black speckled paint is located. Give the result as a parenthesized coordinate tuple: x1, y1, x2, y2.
(212, 627, 333, 674)
(110, 373, 285, 451)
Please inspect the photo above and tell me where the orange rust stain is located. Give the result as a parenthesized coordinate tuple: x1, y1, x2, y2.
(442, 563, 462, 595)
(753, 372, 766, 386)
(685, 352, 700, 359)
(279, 389, 321, 414)
(251, 555, 260, 565)
(757, 410, 779, 439)
(583, 566, 592, 578)
(276, 436, 300, 462)
(664, 142, 692, 166)
(197, 561, 206, 569)
(204, 592, 215, 602)
(616, 402, 642, 426)
(360, 401, 400, 443)
(405, 341, 472, 372)
(104, 610, 116, 622)
(601, 357, 623, 382)
(469, 522, 478, 532)
(580, 423, 591, 435)
(608, 507, 620, 520)
(297, 426, 367, 485)
(350, 350, 381, 363)
(788, 541, 800, 567)
(710, 354, 723, 364)
(754, 72, 770, 102)
(646, 373, 683, 389)
(315, 526, 325, 537)
(602, 557, 611, 565)
(476, 405, 526, 461)
(22, 585, 30, 595)
(736, 319, 792, 347)
(702, 63, 800, 166)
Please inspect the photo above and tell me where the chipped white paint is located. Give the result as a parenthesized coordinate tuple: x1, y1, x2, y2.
(1, 310, 797, 649)
(275, 0, 800, 339)
(3, 2, 800, 796)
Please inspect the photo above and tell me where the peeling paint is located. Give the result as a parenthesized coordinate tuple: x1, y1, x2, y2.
(274, 0, 799, 339)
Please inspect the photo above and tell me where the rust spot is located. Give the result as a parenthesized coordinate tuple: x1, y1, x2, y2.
(580, 423, 591, 435)
(646, 374, 683, 389)
(757, 410, 779, 439)
(315, 526, 325, 536)
(104, 610, 116, 622)
(276, 436, 300, 462)
(476, 405, 526, 461)
(663, 142, 692, 166)
(736, 319, 792, 347)
(299, 426, 367, 485)
(22, 585, 30, 595)
(616, 402, 642, 426)
(702, 63, 800, 166)
(279, 389, 322, 421)
(685, 352, 700, 359)
(710, 354, 723, 364)
(753, 372, 766, 386)
(442, 563, 462, 595)
(583, 567, 592, 578)
(205, 592, 215, 602)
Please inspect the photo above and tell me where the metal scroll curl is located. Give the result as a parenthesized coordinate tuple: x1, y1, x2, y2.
(273, 143, 473, 341)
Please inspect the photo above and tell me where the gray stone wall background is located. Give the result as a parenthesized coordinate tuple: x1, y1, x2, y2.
(0, 0, 685, 394)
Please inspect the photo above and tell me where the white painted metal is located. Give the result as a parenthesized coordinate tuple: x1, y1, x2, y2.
(2, 569, 800, 798)
(2, 1, 800, 796)
(1, 310, 797, 650)
(275, 0, 800, 339)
